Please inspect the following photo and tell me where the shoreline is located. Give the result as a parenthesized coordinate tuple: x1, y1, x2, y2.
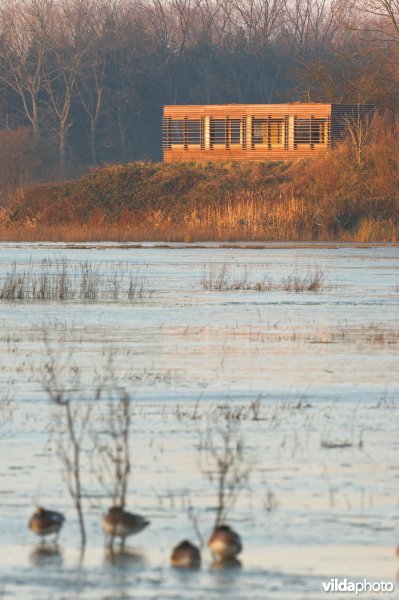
(2, 158, 399, 244)
(0, 241, 397, 249)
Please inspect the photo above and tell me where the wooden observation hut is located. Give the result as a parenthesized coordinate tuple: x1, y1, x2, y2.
(162, 103, 373, 162)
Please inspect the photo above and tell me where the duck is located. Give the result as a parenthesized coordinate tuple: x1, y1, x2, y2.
(208, 524, 242, 561)
(170, 540, 201, 569)
(28, 507, 65, 542)
(101, 506, 150, 545)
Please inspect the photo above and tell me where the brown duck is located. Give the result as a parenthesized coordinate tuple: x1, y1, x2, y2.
(28, 507, 65, 542)
(101, 506, 149, 543)
(208, 524, 242, 560)
(170, 540, 201, 569)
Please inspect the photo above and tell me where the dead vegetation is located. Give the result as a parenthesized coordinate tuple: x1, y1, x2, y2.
(320, 439, 354, 449)
(200, 262, 325, 292)
(1, 129, 399, 243)
(0, 390, 13, 429)
(90, 380, 132, 510)
(199, 407, 251, 526)
(40, 341, 142, 549)
(0, 258, 151, 302)
(42, 347, 96, 548)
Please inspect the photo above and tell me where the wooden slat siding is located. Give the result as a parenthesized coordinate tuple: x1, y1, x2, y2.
(310, 115, 314, 150)
(162, 103, 373, 162)
(267, 115, 271, 151)
(166, 118, 171, 149)
(284, 115, 289, 150)
(163, 103, 330, 161)
(163, 103, 332, 118)
(184, 118, 188, 150)
(293, 116, 297, 151)
(327, 116, 331, 147)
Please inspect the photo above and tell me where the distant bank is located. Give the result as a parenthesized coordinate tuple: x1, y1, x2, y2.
(1, 148, 398, 243)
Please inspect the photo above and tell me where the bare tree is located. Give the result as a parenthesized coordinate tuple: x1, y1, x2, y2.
(342, 106, 375, 164)
(91, 383, 132, 509)
(283, 0, 314, 52)
(42, 0, 92, 171)
(141, 0, 179, 102)
(56, 388, 96, 548)
(76, 0, 116, 164)
(200, 407, 250, 526)
(0, 0, 52, 142)
(42, 341, 96, 548)
(283, 0, 352, 53)
(359, 0, 399, 44)
(0, 0, 393, 168)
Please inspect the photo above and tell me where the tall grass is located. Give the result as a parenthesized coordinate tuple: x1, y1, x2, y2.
(200, 263, 325, 292)
(1, 126, 399, 242)
(0, 258, 151, 302)
(2, 197, 396, 242)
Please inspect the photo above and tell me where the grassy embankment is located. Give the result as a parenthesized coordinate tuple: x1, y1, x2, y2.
(1, 136, 398, 242)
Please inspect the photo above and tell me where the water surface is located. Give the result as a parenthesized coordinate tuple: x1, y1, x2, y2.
(0, 243, 398, 599)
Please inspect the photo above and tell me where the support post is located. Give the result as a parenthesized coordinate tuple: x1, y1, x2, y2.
(204, 116, 210, 150)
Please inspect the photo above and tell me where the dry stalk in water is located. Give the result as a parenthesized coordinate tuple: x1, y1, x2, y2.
(56, 391, 96, 548)
(41, 338, 96, 548)
(90, 381, 132, 511)
(0, 390, 13, 429)
(0, 258, 151, 302)
(199, 408, 251, 526)
(200, 262, 325, 293)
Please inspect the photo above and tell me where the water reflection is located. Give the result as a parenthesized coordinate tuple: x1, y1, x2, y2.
(103, 548, 146, 569)
(210, 558, 242, 570)
(29, 544, 63, 568)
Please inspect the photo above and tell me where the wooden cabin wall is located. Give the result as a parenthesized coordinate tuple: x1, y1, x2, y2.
(163, 104, 332, 162)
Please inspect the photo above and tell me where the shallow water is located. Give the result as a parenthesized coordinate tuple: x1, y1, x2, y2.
(0, 243, 398, 599)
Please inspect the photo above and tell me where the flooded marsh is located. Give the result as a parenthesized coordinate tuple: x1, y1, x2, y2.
(0, 243, 398, 599)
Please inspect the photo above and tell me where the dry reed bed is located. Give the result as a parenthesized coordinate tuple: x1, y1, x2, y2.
(0, 258, 151, 301)
(1, 199, 397, 243)
(200, 263, 325, 292)
(1, 147, 399, 242)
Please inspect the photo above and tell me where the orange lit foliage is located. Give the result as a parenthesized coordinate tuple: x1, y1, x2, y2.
(0, 128, 56, 204)
(1, 115, 399, 242)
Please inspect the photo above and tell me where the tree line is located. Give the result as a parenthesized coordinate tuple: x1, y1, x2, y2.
(0, 0, 398, 176)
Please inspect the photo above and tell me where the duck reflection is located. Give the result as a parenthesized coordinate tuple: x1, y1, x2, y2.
(104, 547, 146, 569)
(29, 544, 63, 568)
(210, 557, 242, 570)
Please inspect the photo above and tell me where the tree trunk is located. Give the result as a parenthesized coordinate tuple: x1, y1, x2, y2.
(60, 126, 67, 174)
(117, 103, 126, 162)
(90, 119, 97, 165)
(32, 100, 39, 143)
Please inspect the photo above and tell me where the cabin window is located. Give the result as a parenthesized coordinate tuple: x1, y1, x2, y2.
(170, 120, 184, 145)
(295, 118, 328, 145)
(253, 118, 284, 145)
(230, 119, 241, 144)
(253, 119, 267, 144)
(187, 120, 200, 145)
(210, 119, 226, 145)
(311, 119, 327, 144)
(269, 119, 284, 145)
(295, 118, 311, 144)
